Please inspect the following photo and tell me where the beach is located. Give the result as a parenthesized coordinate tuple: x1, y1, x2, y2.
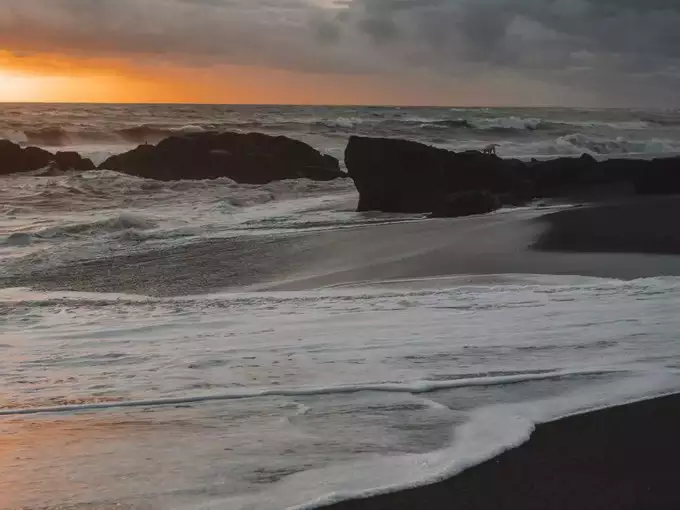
(5, 197, 680, 295)
(2, 194, 679, 509)
(3, 0, 680, 503)
(323, 392, 680, 510)
(2, 104, 680, 509)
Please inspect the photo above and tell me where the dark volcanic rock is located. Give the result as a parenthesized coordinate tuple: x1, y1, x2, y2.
(345, 136, 531, 213)
(429, 191, 502, 218)
(630, 157, 680, 194)
(54, 151, 96, 171)
(0, 140, 95, 175)
(521, 155, 680, 198)
(345, 136, 680, 214)
(100, 132, 344, 183)
(1, 140, 35, 175)
(528, 154, 600, 197)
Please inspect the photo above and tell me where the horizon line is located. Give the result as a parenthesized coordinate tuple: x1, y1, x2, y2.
(0, 100, 655, 110)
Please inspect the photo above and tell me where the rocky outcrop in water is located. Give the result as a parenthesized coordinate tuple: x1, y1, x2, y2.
(345, 136, 680, 214)
(0, 140, 95, 176)
(100, 132, 344, 183)
(345, 136, 531, 213)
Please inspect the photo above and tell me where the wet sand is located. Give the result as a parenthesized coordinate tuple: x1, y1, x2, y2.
(534, 196, 680, 255)
(322, 392, 680, 510)
(4, 197, 680, 296)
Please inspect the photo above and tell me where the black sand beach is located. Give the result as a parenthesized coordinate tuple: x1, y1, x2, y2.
(323, 392, 680, 510)
(534, 196, 680, 255)
(2, 169, 680, 509)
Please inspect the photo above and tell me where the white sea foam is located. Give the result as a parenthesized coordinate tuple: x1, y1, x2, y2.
(474, 116, 543, 131)
(36, 213, 158, 239)
(489, 133, 680, 159)
(0, 170, 361, 275)
(280, 372, 680, 510)
(0, 367, 622, 416)
(1, 276, 679, 508)
(555, 132, 680, 155)
(4, 104, 680, 163)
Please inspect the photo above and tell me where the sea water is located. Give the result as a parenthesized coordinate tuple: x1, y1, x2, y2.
(1, 104, 680, 509)
(2, 104, 680, 163)
(1, 278, 679, 509)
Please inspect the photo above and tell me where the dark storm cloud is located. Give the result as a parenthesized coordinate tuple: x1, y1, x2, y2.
(0, 0, 679, 104)
(332, 0, 680, 103)
(340, 0, 680, 68)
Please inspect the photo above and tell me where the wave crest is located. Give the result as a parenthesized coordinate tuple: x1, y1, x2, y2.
(1, 110, 674, 151)
(38, 213, 158, 239)
(555, 133, 680, 155)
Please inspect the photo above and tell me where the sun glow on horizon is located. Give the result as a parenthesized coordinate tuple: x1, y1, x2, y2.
(0, 51, 199, 103)
(0, 71, 47, 102)
(0, 68, 190, 104)
(0, 51, 472, 106)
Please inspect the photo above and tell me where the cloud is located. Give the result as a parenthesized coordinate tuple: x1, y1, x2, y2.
(328, 0, 680, 104)
(0, 0, 678, 105)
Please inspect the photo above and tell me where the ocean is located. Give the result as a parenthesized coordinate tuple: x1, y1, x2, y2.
(3, 104, 680, 164)
(1, 104, 680, 509)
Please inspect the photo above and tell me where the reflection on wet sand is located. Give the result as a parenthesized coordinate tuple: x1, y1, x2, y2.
(0, 414, 169, 509)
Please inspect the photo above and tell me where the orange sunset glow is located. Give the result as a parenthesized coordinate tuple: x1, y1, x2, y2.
(0, 51, 502, 106)
(0, 71, 204, 104)
(0, 0, 676, 107)
(0, 52, 208, 103)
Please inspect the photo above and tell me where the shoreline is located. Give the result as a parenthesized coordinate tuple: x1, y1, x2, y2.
(5, 197, 680, 295)
(320, 392, 680, 510)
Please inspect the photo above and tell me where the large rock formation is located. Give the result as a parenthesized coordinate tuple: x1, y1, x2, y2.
(0, 140, 95, 176)
(100, 132, 344, 183)
(627, 157, 680, 195)
(345, 136, 531, 213)
(345, 136, 680, 213)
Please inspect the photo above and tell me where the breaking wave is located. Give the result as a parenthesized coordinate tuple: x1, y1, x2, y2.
(0, 114, 668, 149)
(493, 133, 680, 159)
(553, 133, 680, 156)
(8, 125, 215, 147)
(37, 214, 158, 239)
(1, 169, 354, 210)
(0, 169, 358, 260)
(1, 214, 159, 246)
(640, 112, 680, 127)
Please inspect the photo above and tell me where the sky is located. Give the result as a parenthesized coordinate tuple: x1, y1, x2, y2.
(0, 0, 679, 106)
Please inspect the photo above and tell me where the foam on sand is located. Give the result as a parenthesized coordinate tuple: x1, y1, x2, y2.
(202, 375, 680, 510)
(318, 390, 680, 510)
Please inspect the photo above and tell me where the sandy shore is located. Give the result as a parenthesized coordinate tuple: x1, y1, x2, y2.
(2, 197, 678, 509)
(4, 196, 680, 296)
(535, 196, 680, 255)
(322, 392, 680, 510)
